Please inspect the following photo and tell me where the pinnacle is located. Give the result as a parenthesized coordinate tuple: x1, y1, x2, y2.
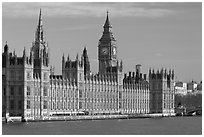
(104, 11, 111, 28)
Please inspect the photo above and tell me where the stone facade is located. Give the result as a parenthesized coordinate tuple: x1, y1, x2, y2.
(149, 69, 175, 115)
(2, 10, 175, 120)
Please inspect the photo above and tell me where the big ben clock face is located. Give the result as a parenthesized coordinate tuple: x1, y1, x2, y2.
(101, 47, 108, 55)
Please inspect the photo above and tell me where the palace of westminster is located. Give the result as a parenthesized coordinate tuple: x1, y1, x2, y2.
(2, 10, 175, 120)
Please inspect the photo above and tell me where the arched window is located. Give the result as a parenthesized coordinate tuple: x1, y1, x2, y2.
(43, 87, 47, 96)
(43, 100, 47, 109)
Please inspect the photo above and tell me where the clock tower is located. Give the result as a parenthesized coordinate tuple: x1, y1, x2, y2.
(98, 12, 117, 74)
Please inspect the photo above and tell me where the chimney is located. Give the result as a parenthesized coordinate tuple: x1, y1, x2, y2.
(129, 71, 131, 77)
(136, 64, 142, 74)
(132, 72, 135, 78)
(140, 73, 142, 79)
(144, 74, 146, 80)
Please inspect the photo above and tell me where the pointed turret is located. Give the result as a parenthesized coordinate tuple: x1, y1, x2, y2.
(62, 53, 65, 68)
(67, 54, 70, 61)
(103, 11, 112, 29)
(149, 68, 151, 75)
(172, 69, 174, 80)
(23, 47, 26, 57)
(120, 60, 123, 72)
(81, 54, 84, 65)
(169, 69, 171, 75)
(99, 11, 116, 42)
(160, 68, 164, 74)
(35, 9, 44, 43)
(76, 53, 79, 62)
(83, 47, 88, 57)
(62, 53, 65, 61)
(164, 68, 167, 78)
(38, 9, 42, 27)
(31, 9, 49, 67)
(13, 49, 16, 56)
(4, 41, 8, 53)
(82, 47, 90, 75)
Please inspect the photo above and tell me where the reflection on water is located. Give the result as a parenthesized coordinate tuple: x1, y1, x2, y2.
(2, 116, 202, 135)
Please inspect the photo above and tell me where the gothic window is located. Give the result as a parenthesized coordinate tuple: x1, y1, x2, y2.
(171, 94, 174, 100)
(72, 72, 75, 78)
(10, 70, 15, 79)
(10, 86, 14, 96)
(63, 102, 66, 110)
(18, 86, 22, 96)
(27, 71, 30, 80)
(167, 77, 170, 88)
(79, 102, 82, 109)
(18, 70, 22, 80)
(63, 90, 66, 97)
(44, 72, 47, 81)
(18, 101, 22, 109)
(57, 102, 60, 110)
(43, 100, 47, 109)
(60, 102, 63, 110)
(79, 83, 83, 88)
(43, 87, 47, 96)
(52, 102, 55, 110)
(34, 88, 37, 96)
(171, 103, 174, 108)
(56, 89, 58, 97)
(51, 89, 53, 97)
(27, 100, 30, 109)
(158, 83, 161, 90)
(3, 87, 6, 96)
(10, 100, 14, 109)
(119, 102, 122, 109)
(79, 73, 82, 81)
(151, 83, 154, 90)
(75, 90, 78, 98)
(27, 86, 31, 96)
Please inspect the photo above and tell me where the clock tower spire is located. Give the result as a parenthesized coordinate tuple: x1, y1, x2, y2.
(98, 11, 117, 74)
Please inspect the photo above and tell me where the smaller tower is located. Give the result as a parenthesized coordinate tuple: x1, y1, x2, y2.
(4, 41, 9, 53)
(136, 64, 141, 78)
(149, 68, 175, 116)
(2, 42, 9, 68)
(62, 53, 84, 84)
(82, 47, 91, 76)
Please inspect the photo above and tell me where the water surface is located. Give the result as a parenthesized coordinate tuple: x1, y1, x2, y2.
(2, 116, 202, 135)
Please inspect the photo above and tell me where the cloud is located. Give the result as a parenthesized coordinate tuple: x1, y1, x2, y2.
(2, 2, 175, 18)
(155, 53, 162, 57)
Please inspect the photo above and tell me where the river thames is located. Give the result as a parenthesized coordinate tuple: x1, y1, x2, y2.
(2, 116, 202, 135)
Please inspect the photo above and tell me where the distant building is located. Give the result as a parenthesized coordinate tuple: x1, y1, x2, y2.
(2, 10, 175, 120)
(197, 81, 202, 91)
(187, 81, 198, 93)
(174, 81, 187, 95)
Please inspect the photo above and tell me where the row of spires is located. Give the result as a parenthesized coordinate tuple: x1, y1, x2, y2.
(62, 47, 88, 69)
(149, 68, 174, 75)
(3, 42, 49, 67)
(149, 68, 174, 80)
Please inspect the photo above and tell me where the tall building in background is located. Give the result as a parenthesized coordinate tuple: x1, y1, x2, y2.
(149, 69, 175, 115)
(2, 10, 175, 121)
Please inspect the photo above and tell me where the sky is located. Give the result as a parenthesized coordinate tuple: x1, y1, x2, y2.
(2, 2, 202, 82)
